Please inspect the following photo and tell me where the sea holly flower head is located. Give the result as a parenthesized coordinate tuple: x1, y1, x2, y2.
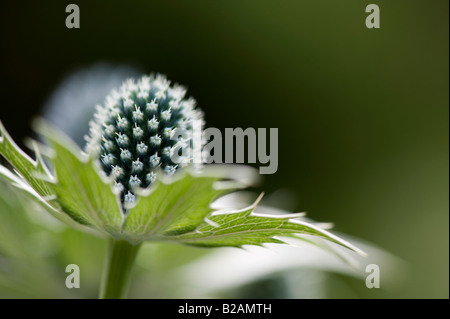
(85, 74, 204, 204)
(0, 74, 366, 256)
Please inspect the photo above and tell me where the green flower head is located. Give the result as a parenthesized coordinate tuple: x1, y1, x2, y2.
(85, 74, 204, 206)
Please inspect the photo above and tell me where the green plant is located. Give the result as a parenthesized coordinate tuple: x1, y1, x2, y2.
(0, 74, 365, 299)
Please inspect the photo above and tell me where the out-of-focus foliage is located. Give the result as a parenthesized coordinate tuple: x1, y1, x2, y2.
(0, 179, 397, 299)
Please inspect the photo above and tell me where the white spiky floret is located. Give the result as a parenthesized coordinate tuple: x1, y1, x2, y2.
(175, 120, 188, 131)
(117, 116, 129, 130)
(137, 90, 148, 99)
(181, 97, 196, 112)
(162, 146, 174, 157)
(124, 191, 135, 206)
(119, 87, 129, 100)
(136, 142, 148, 155)
(112, 165, 124, 178)
(168, 100, 180, 110)
(120, 148, 132, 161)
(132, 106, 144, 122)
(163, 127, 176, 139)
(160, 109, 172, 121)
(146, 171, 157, 184)
(123, 97, 134, 108)
(149, 153, 160, 167)
(168, 84, 186, 101)
(105, 93, 118, 110)
(114, 181, 125, 193)
(101, 153, 116, 165)
(93, 105, 110, 127)
(93, 104, 106, 117)
(103, 139, 115, 152)
(116, 132, 129, 147)
(156, 90, 167, 100)
(132, 125, 144, 139)
(104, 124, 116, 136)
(138, 75, 151, 92)
(147, 117, 159, 131)
(146, 100, 158, 112)
(123, 78, 138, 92)
(131, 158, 144, 173)
(150, 134, 162, 146)
(164, 165, 177, 176)
(108, 106, 121, 118)
(129, 175, 141, 188)
(85, 126, 101, 150)
(153, 74, 170, 91)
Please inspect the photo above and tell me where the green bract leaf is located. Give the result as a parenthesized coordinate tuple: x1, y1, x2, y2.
(170, 194, 366, 255)
(36, 123, 123, 237)
(0, 122, 87, 229)
(121, 165, 256, 243)
(123, 173, 224, 242)
(0, 122, 54, 198)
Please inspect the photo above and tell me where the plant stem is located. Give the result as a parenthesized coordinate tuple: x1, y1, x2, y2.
(99, 239, 142, 299)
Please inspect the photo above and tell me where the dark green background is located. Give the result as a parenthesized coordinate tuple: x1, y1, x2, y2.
(0, 1, 448, 298)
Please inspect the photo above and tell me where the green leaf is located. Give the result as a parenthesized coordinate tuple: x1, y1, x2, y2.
(122, 171, 228, 243)
(0, 164, 96, 232)
(35, 121, 123, 236)
(0, 121, 54, 198)
(0, 121, 80, 228)
(171, 194, 367, 256)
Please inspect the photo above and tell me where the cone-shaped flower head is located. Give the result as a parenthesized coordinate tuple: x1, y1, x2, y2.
(85, 74, 204, 205)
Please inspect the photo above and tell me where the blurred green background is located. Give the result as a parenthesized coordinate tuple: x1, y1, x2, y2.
(0, 0, 448, 298)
